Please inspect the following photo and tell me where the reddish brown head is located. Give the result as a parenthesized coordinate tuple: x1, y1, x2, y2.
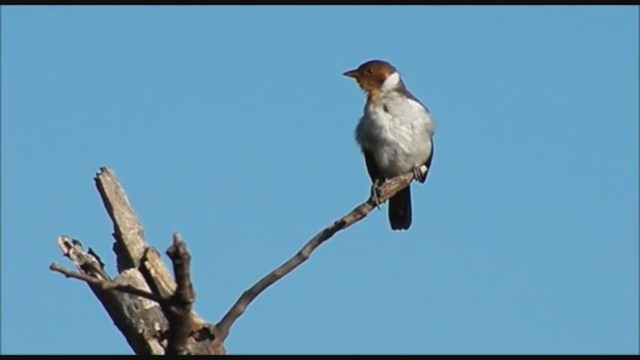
(343, 60, 399, 98)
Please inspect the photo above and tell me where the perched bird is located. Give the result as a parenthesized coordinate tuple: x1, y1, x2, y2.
(344, 59, 435, 231)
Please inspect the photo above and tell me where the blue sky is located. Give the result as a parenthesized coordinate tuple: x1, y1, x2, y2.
(1, 5, 638, 355)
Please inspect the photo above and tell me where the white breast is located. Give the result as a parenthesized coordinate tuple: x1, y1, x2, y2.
(355, 91, 435, 178)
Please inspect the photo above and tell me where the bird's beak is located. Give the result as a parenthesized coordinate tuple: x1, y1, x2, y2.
(343, 69, 359, 78)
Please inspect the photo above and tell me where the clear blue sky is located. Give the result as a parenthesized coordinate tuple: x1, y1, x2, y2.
(1, 5, 638, 355)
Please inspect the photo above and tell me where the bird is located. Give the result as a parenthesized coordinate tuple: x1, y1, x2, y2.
(343, 59, 435, 231)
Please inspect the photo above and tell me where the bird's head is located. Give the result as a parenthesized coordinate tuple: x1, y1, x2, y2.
(343, 59, 402, 99)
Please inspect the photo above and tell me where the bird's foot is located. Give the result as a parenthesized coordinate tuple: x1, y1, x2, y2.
(370, 179, 384, 210)
(413, 165, 427, 182)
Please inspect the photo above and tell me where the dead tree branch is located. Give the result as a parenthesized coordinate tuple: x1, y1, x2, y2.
(163, 233, 196, 355)
(51, 165, 425, 354)
(50, 167, 224, 355)
(215, 165, 427, 341)
(51, 235, 169, 354)
(50, 261, 164, 304)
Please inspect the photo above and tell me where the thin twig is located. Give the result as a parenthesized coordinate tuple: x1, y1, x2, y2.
(215, 167, 426, 341)
(50, 262, 166, 304)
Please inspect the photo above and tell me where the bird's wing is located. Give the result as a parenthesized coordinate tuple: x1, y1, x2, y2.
(399, 82, 431, 113)
(418, 135, 434, 183)
(363, 149, 384, 183)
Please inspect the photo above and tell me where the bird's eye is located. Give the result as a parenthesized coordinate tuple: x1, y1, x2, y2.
(366, 68, 374, 74)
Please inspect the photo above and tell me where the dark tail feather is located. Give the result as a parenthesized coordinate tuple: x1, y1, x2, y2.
(388, 186, 412, 230)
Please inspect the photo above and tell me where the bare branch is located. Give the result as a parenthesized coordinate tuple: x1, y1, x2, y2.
(94, 166, 147, 271)
(95, 167, 208, 326)
(52, 168, 224, 355)
(52, 235, 169, 354)
(52, 164, 422, 353)
(50, 262, 166, 304)
(164, 233, 196, 355)
(215, 166, 426, 341)
(51, 234, 224, 355)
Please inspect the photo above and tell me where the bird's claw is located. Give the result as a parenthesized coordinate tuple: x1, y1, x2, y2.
(413, 165, 426, 182)
(370, 179, 383, 210)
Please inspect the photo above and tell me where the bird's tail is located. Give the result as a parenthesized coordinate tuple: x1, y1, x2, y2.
(388, 186, 412, 230)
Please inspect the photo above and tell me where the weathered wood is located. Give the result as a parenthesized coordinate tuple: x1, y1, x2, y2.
(54, 236, 167, 355)
(52, 167, 225, 355)
(52, 165, 423, 355)
(164, 234, 195, 355)
(94, 166, 147, 271)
